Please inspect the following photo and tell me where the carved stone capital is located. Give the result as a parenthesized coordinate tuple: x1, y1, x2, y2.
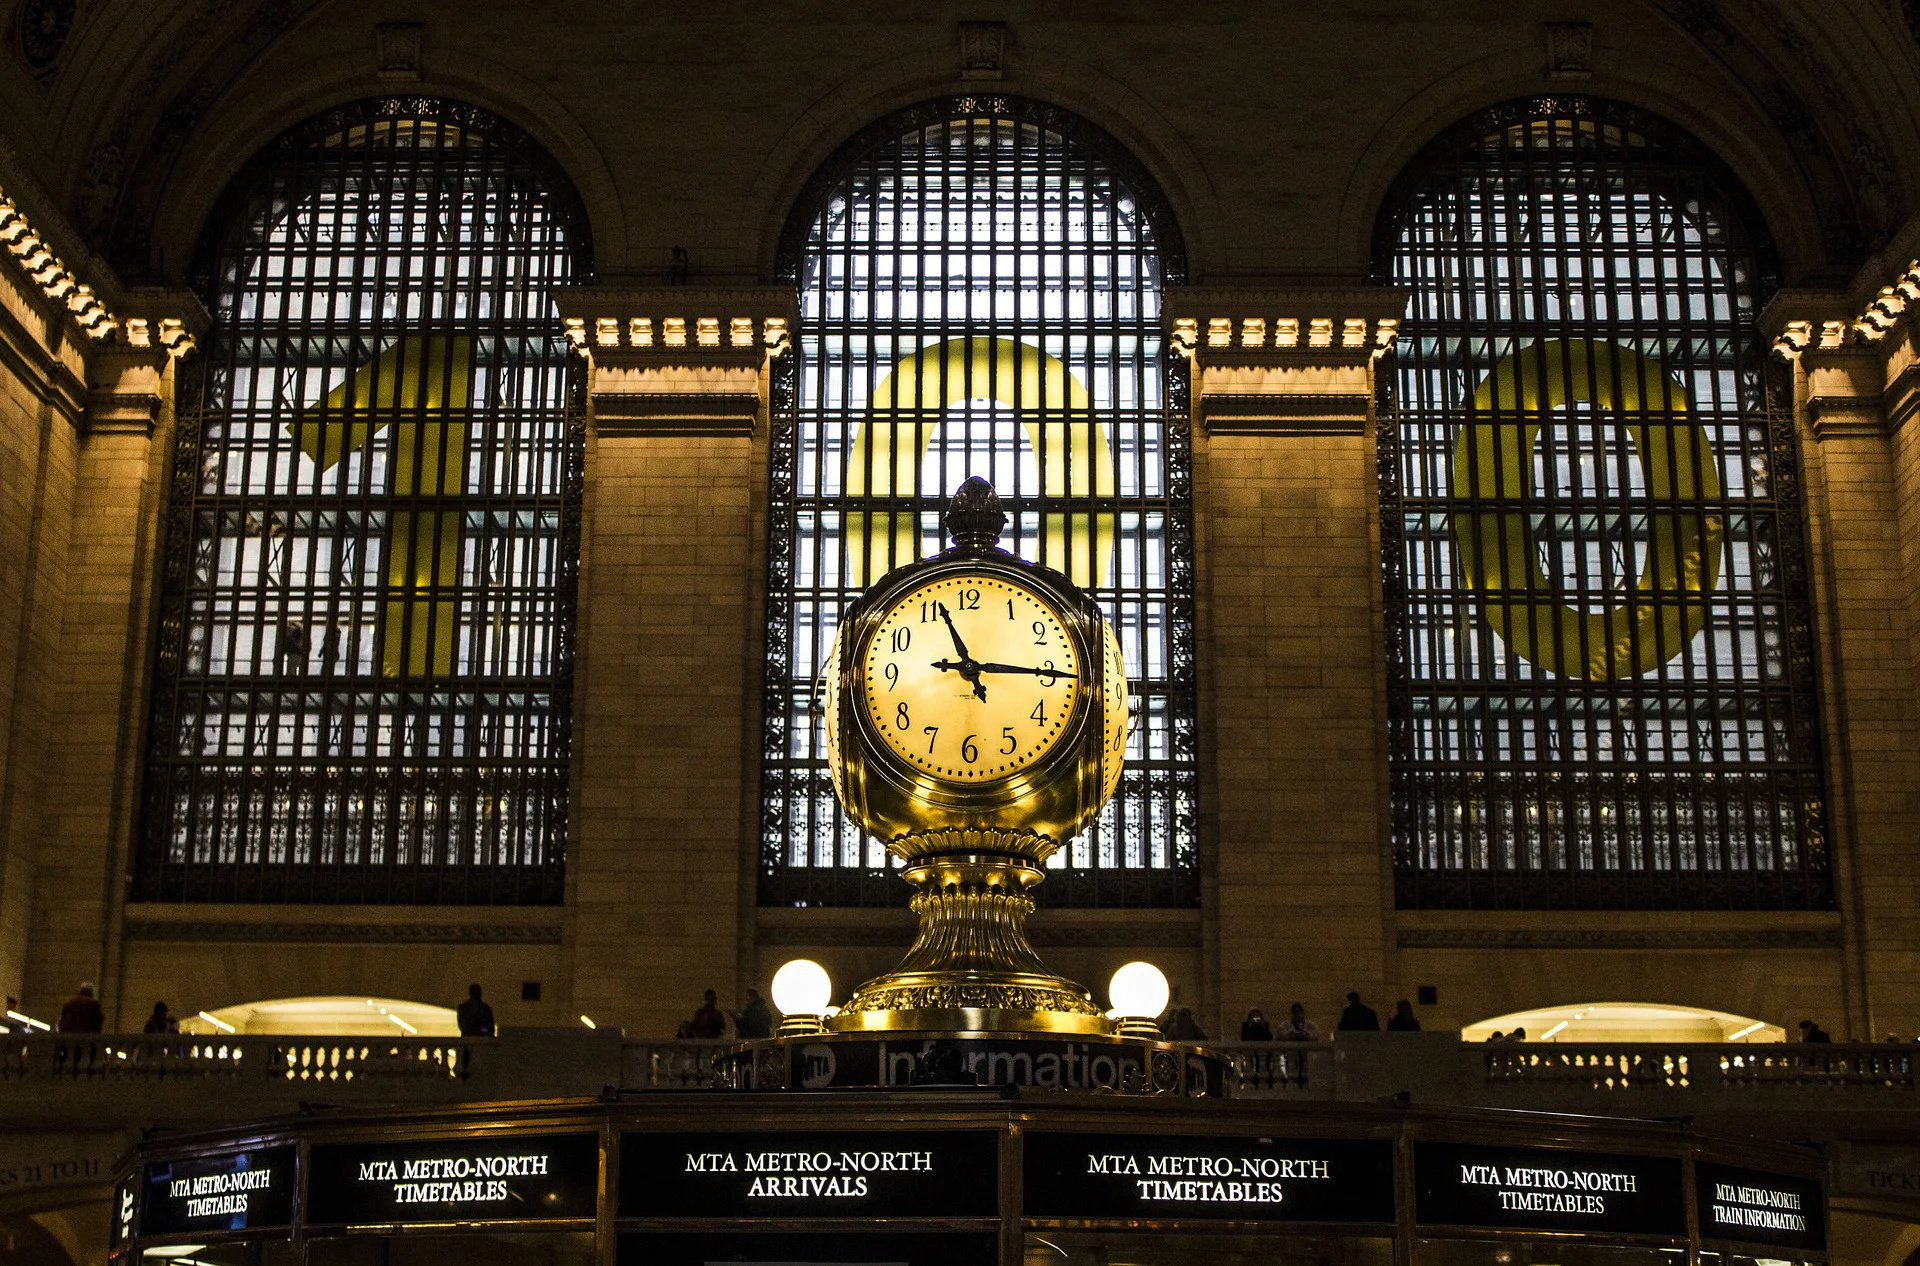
(1166, 285, 1407, 435)
(554, 286, 797, 437)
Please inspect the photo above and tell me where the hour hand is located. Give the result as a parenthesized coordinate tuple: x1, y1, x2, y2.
(973, 661, 1079, 680)
(930, 657, 989, 702)
(936, 602, 973, 662)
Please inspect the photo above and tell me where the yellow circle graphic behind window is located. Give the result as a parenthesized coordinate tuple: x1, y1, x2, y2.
(1451, 339, 1725, 680)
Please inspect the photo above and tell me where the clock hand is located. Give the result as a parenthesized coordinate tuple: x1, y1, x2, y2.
(933, 603, 988, 702)
(972, 662, 1081, 679)
(928, 657, 990, 702)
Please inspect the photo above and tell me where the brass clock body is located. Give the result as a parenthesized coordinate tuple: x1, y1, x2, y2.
(819, 478, 1129, 1034)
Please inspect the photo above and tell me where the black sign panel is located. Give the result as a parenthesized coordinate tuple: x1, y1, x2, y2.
(620, 1231, 998, 1266)
(1025, 1132, 1395, 1223)
(620, 1131, 999, 1218)
(1416, 1142, 1685, 1235)
(139, 1146, 297, 1236)
(307, 1133, 598, 1225)
(110, 1177, 137, 1250)
(1697, 1162, 1827, 1250)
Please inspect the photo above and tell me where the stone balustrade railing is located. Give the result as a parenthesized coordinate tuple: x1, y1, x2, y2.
(3, 1033, 1913, 1134)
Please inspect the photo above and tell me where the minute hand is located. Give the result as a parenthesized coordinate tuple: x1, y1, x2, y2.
(972, 662, 1079, 679)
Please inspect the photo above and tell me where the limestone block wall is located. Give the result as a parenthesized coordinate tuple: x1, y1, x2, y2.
(0, 266, 83, 1001)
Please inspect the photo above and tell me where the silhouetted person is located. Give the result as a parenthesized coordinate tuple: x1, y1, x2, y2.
(1164, 1006, 1206, 1041)
(1486, 1030, 1506, 1043)
(688, 989, 727, 1039)
(59, 983, 104, 1033)
(1508, 1027, 1528, 1042)
(1337, 991, 1381, 1032)
(142, 1001, 178, 1034)
(456, 984, 495, 1037)
(1241, 1008, 1273, 1041)
(734, 989, 772, 1040)
(1387, 999, 1421, 1031)
(1275, 1002, 1320, 1041)
(1799, 1019, 1832, 1043)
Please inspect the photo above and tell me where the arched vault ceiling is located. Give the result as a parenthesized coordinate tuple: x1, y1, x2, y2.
(5, 0, 1918, 281)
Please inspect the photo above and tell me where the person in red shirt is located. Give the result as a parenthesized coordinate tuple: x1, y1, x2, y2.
(58, 983, 104, 1033)
(687, 989, 726, 1039)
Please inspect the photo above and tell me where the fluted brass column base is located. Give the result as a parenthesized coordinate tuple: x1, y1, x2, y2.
(827, 852, 1112, 1035)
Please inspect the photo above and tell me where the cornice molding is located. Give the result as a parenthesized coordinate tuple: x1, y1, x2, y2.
(122, 920, 564, 945)
(554, 285, 796, 361)
(1398, 927, 1841, 950)
(1165, 285, 1408, 368)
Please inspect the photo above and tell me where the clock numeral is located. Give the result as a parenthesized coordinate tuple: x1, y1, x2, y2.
(895, 702, 910, 731)
(884, 662, 899, 690)
(1032, 620, 1048, 645)
(1000, 726, 1017, 755)
(958, 588, 981, 611)
(961, 734, 979, 764)
(1030, 699, 1046, 723)
(891, 627, 911, 652)
(923, 726, 939, 755)
(919, 602, 932, 623)
(1007, 599, 1015, 619)
(1039, 660, 1059, 686)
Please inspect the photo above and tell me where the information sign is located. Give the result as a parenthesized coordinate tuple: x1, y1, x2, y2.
(1696, 1161, 1826, 1250)
(1023, 1132, 1395, 1223)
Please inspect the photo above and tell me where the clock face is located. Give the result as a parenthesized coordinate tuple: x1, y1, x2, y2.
(861, 573, 1082, 782)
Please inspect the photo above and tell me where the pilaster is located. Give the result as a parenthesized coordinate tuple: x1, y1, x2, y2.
(1769, 276, 1920, 1038)
(21, 288, 202, 1021)
(554, 286, 794, 1035)
(1171, 284, 1406, 1036)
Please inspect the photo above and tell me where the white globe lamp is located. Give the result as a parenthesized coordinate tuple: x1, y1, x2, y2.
(771, 959, 834, 1035)
(1107, 961, 1171, 1039)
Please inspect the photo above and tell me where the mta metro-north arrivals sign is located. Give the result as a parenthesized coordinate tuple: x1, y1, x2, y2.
(306, 1133, 598, 1225)
(139, 1146, 296, 1237)
(1416, 1142, 1686, 1235)
(620, 1132, 1000, 1218)
(1696, 1162, 1827, 1250)
(1023, 1133, 1395, 1223)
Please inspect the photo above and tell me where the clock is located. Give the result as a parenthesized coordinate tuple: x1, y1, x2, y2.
(861, 574, 1079, 782)
(824, 480, 1127, 852)
(819, 477, 1128, 1034)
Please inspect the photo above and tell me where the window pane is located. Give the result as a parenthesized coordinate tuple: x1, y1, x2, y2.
(1377, 100, 1830, 909)
(137, 100, 588, 903)
(761, 99, 1198, 907)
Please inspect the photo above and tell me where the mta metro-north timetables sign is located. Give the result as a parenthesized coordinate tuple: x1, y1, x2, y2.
(306, 1133, 599, 1225)
(1416, 1142, 1686, 1236)
(1023, 1132, 1396, 1223)
(139, 1146, 297, 1237)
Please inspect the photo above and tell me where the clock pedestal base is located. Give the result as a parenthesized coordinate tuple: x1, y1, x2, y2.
(826, 853, 1110, 1035)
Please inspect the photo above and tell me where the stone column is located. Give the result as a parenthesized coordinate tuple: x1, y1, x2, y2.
(0, 264, 88, 1002)
(27, 294, 201, 1024)
(1168, 287, 1406, 1036)
(553, 288, 794, 1036)
(1775, 288, 1920, 1039)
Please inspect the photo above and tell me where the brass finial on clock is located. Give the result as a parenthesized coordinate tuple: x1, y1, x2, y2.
(818, 478, 1130, 1034)
(943, 474, 1007, 550)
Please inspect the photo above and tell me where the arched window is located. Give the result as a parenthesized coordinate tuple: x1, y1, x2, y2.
(1375, 98, 1829, 909)
(762, 97, 1197, 907)
(138, 99, 590, 903)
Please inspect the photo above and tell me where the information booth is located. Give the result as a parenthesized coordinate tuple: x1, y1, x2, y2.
(112, 1093, 1828, 1266)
